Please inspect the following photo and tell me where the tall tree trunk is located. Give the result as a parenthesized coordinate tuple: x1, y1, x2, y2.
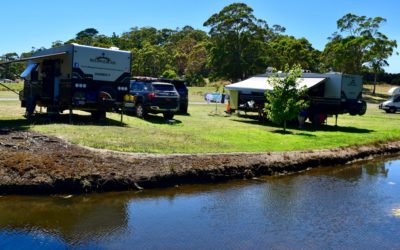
(283, 120, 286, 132)
(373, 71, 377, 96)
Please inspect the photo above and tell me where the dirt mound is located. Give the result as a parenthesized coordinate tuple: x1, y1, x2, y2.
(0, 129, 399, 194)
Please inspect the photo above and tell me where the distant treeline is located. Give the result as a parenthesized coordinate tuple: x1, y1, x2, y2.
(363, 73, 400, 85)
(0, 3, 397, 87)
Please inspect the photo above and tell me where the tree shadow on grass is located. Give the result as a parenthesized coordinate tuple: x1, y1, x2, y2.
(0, 113, 127, 131)
(232, 115, 374, 134)
(362, 88, 389, 104)
(0, 119, 31, 133)
(124, 113, 182, 125)
(270, 129, 294, 135)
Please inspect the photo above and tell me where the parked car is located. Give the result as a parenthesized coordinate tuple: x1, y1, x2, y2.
(379, 87, 400, 113)
(158, 78, 188, 114)
(125, 80, 180, 119)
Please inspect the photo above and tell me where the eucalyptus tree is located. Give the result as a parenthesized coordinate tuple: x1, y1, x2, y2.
(204, 3, 271, 81)
(322, 13, 397, 92)
(267, 35, 321, 72)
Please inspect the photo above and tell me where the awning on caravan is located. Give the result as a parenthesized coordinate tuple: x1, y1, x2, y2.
(20, 63, 38, 78)
(0, 52, 67, 65)
(225, 76, 326, 93)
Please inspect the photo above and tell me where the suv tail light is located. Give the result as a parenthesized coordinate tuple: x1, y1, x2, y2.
(147, 92, 156, 100)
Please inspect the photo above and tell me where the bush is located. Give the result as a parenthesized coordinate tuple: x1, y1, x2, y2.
(185, 74, 206, 86)
(161, 69, 178, 79)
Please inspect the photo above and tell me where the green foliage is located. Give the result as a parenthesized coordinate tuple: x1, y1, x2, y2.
(322, 13, 397, 75)
(51, 40, 63, 48)
(0, 53, 24, 80)
(131, 43, 173, 77)
(185, 74, 206, 86)
(0, 82, 23, 92)
(267, 35, 320, 72)
(161, 69, 178, 79)
(264, 64, 308, 131)
(204, 3, 272, 81)
(3, 7, 397, 84)
(185, 42, 209, 85)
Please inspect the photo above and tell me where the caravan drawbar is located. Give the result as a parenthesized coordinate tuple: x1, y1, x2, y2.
(15, 44, 131, 119)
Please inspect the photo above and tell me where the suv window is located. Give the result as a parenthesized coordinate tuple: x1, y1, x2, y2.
(153, 84, 175, 91)
(394, 96, 400, 102)
(130, 81, 150, 92)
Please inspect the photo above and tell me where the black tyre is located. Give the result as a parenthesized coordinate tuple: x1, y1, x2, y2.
(163, 112, 174, 120)
(135, 103, 147, 119)
(389, 107, 396, 113)
(358, 100, 367, 116)
(180, 103, 188, 114)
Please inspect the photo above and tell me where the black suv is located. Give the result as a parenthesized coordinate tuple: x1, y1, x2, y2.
(158, 78, 188, 114)
(125, 80, 180, 119)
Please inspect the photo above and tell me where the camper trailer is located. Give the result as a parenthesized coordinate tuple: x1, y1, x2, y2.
(8, 44, 131, 119)
(225, 72, 367, 125)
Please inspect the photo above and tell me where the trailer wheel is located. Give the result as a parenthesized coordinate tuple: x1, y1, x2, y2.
(135, 103, 147, 119)
(358, 100, 367, 116)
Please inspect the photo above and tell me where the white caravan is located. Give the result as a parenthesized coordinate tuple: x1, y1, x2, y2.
(225, 72, 367, 125)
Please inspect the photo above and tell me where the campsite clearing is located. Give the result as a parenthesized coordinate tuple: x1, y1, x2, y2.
(0, 94, 399, 153)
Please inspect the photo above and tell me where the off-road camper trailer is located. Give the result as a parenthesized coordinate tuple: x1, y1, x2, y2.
(6, 44, 131, 119)
(225, 72, 367, 125)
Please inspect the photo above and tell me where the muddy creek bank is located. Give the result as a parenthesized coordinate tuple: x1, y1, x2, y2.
(1, 130, 400, 194)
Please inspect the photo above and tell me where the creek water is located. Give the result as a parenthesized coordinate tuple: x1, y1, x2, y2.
(1, 156, 400, 249)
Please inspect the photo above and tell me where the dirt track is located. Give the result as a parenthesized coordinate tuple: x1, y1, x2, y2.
(1, 129, 400, 194)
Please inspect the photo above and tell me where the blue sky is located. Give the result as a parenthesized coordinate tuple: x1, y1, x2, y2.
(1, 0, 399, 73)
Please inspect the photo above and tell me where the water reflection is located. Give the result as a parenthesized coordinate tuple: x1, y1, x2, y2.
(0, 155, 400, 249)
(0, 193, 131, 248)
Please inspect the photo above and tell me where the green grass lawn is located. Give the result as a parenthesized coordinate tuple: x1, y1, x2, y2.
(0, 82, 23, 92)
(1, 96, 400, 153)
(1, 84, 399, 154)
(0, 91, 19, 99)
(188, 86, 217, 102)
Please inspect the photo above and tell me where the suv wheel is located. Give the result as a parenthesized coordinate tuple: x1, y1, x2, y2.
(163, 112, 174, 120)
(389, 107, 396, 113)
(180, 104, 188, 114)
(136, 103, 147, 118)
